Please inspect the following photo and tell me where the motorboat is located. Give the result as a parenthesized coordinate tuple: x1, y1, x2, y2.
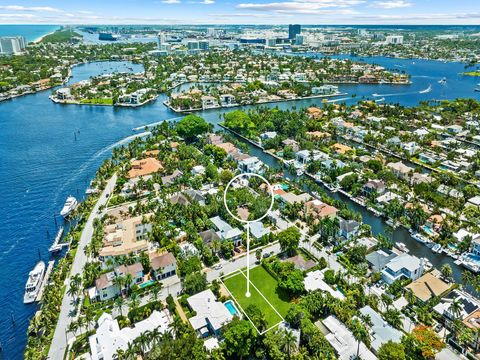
(24, 261, 45, 304)
(60, 196, 77, 218)
(396, 242, 409, 253)
(432, 243, 443, 253)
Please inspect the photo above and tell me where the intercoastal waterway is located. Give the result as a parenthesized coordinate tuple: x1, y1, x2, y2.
(1, 54, 480, 358)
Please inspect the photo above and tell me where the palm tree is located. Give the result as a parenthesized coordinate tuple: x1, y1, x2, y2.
(441, 264, 453, 281)
(405, 289, 416, 306)
(67, 321, 78, 336)
(282, 329, 298, 359)
(112, 296, 124, 317)
(129, 293, 140, 314)
(211, 238, 221, 255)
(449, 299, 463, 320)
(457, 325, 474, 354)
(384, 309, 404, 329)
(351, 318, 369, 359)
(170, 315, 184, 337)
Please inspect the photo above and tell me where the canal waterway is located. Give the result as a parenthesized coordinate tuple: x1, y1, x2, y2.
(1, 53, 479, 358)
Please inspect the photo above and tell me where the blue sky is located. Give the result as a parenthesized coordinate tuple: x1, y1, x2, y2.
(0, 0, 479, 25)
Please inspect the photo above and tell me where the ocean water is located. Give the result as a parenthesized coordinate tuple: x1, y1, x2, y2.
(0, 25, 60, 42)
(0, 39, 480, 358)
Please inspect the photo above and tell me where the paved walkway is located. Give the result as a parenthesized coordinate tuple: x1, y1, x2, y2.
(48, 174, 117, 360)
(173, 297, 188, 323)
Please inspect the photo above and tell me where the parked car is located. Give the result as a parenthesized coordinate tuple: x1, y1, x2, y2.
(263, 252, 271, 258)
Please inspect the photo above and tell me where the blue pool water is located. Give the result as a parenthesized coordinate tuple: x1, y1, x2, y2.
(139, 279, 156, 288)
(224, 301, 239, 316)
(465, 254, 480, 264)
(422, 225, 434, 236)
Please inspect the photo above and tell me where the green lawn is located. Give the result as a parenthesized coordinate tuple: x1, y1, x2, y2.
(222, 266, 291, 330)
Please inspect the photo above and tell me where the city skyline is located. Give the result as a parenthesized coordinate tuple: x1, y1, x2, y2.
(0, 0, 479, 25)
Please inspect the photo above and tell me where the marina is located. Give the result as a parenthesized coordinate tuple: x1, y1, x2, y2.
(48, 226, 67, 253)
(35, 260, 55, 302)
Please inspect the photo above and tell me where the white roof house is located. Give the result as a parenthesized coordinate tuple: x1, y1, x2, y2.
(89, 310, 172, 360)
(304, 270, 345, 300)
(209, 216, 243, 243)
(187, 289, 233, 336)
(381, 253, 425, 285)
(248, 221, 271, 239)
(322, 316, 377, 360)
(359, 306, 403, 353)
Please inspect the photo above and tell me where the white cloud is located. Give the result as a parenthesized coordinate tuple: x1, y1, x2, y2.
(0, 5, 63, 12)
(237, 0, 364, 14)
(161, 0, 181, 3)
(200, 0, 215, 4)
(370, 0, 412, 9)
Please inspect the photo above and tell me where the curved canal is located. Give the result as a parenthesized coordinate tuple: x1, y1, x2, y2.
(0, 55, 479, 358)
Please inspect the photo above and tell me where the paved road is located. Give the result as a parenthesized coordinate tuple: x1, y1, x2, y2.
(48, 174, 117, 360)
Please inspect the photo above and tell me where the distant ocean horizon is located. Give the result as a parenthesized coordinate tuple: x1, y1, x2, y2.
(0, 25, 61, 42)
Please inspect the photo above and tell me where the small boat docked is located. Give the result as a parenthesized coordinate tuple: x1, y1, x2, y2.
(411, 231, 430, 244)
(24, 261, 45, 304)
(438, 77, 447, 85)
(432, 243, 443, 253)
(60, 196, 77, 218)
(475, 84, 480, 92)
(396, 242, 409, 253)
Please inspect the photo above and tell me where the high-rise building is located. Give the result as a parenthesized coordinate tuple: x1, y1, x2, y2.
(385, 35, 404, 45)
(157, 32, 167, 49)
(199, 41, 209, 51)
(0, 36, 26, 55)
(266, 38, 277, 47)
(187, 41, 199, 50)
(295, 35, 304, 45)
(288, 24, 301, 40)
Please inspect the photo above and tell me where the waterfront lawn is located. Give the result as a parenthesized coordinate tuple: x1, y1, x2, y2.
(222, 266, 290, 329)
(80, 98, 114, 105)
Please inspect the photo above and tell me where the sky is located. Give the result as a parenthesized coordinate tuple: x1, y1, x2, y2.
(0, 0, 479, 25)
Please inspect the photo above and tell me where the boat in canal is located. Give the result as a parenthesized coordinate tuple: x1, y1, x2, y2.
(410, 230, 430, 244)
(475, 84, 480, 92)
(396, 242, 409, 253)
(432, 243, 443, 253)
(23, 261, 45, 304)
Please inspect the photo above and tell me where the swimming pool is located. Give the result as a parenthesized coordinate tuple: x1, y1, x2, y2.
(465, 253, 480, 264)
(224, 300, 240, 316)
(139, 279, 156, 288)
(421, 225, 434, 236)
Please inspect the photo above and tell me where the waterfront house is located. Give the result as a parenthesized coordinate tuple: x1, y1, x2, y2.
(362, 180, 386, 197)
(282, 139, 299, 152)
(366, 249, 397, 272)
(149, 252, 177, 281)
(359, 306, 403, 354)
(187, 289, 233, 337)
(305, 199, 338, 221)
(387, 161, 414, 181)
(274, 189, 312, 207)
(238, 156, 264, 174)
(202, 95, 219, 109)
(295, 150, 328, 165)
(127, 158, 164, 179)
(260, 131, 277, 140)
(89, 310, 172, 360)
(93, 263, 144, 302)
(209, 216, 243, 246)
(331, 143, 353, 155)
(410, 173, 434, 186)
(401, 141, 419, 155)
(321, 316, 377, 360)
(338, 218, 360, 240)
(220, 94, 236, 106)
(99, 215, 151, 263)
(381, 254, 425, 285)
(405, 272, 450, 303)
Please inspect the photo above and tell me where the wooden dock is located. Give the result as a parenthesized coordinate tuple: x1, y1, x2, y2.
(36, 260, 55, 302)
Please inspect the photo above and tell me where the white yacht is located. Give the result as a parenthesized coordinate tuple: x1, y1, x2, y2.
(60, 196, 77, 218)
(396, 242, 409, 253)
(24, 261, 45, 304)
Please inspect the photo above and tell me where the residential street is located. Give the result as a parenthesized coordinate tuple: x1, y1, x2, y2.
(48, 174, 117, 360)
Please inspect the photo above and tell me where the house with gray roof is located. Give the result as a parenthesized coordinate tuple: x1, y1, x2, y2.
(359, 306, 403, 354)
(366, 249, 397, 272)
(209, 216, 243, 246)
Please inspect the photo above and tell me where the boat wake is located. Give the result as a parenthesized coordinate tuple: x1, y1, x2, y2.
(325, 97, 351, 103)
(54, 131, 151, 203)
(419, 84, 432, 94)
(373, 85, 432, 98)
(132, 116, 183, 131)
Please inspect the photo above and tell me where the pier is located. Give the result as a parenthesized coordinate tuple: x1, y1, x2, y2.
(48, 226, 68, 253)
(36, 260, 54, 302)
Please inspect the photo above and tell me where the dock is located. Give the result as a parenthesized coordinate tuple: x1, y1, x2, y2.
(49, 226, 68, 253)
(36, 260, 55, 302)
